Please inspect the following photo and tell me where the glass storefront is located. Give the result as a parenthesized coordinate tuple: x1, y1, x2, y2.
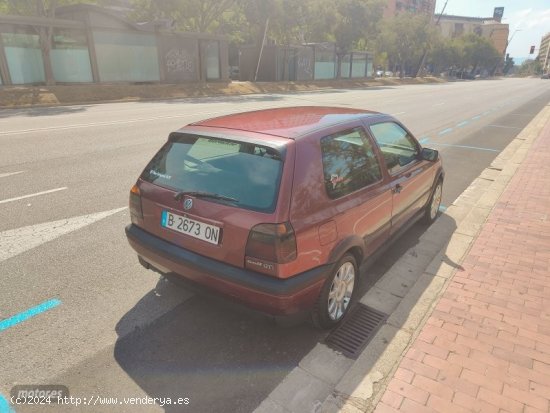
(351, 53, 367, 78)
(203, 40, 220, 80)
(2, 30, 45, 84)
(93, 31, 160, 82)
(51, 28, 93, 82)
(314, 45, 336, 80)
(340, 54, 351, 78)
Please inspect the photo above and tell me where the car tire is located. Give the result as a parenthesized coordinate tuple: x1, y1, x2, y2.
(312, 253, 357, 329)
(422, 178, 443, 225)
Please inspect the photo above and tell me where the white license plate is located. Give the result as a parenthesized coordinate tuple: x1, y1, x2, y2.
(161, 210, 220, 245)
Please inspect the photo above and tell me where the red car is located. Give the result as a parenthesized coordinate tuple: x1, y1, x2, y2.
(126, 107, 443, 328)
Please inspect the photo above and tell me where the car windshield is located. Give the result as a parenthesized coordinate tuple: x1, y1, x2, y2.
(141, 133, 284, 212)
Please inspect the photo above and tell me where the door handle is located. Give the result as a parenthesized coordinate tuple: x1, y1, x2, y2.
(393, 184, 403, 194)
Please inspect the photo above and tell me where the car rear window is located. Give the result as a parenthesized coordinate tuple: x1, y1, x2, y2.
(141, 133, 284, 212)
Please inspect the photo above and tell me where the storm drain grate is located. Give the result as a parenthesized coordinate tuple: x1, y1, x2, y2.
(324, 304, 388, 359)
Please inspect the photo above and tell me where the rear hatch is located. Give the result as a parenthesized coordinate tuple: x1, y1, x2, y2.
(134, 129, 293, 269)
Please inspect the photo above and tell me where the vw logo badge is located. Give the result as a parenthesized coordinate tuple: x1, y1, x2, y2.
(183, 198, 193, 210)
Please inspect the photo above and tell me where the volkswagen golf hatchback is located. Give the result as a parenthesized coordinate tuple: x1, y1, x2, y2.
(126, 106, 444, 328)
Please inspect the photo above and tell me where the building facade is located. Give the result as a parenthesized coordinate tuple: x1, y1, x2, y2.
(0, 4, 228, 86)
(540, 32, 550, 74)
(436, 14, 509, 55)
(384, 0, 436, 18)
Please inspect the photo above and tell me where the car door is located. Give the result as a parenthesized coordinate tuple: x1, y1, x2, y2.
(318, 126, 393, 257)
(368, 121, 435, 234)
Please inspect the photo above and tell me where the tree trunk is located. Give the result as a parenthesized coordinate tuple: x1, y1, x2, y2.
(39, 26, 55, 86)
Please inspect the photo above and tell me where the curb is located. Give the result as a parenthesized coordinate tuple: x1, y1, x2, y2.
(254, 103, 550, 413)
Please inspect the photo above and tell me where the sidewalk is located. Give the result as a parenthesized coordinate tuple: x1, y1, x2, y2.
(373, 107, 550, 412)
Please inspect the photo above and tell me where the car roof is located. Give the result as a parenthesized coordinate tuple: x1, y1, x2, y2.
(188, 106, 386, 139)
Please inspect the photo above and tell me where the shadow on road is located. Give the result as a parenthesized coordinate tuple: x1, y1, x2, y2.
(0, 105, 88, 118)
(114, 283, 324, 413)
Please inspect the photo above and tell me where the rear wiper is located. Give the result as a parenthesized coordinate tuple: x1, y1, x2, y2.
(174, 191, 239, 203)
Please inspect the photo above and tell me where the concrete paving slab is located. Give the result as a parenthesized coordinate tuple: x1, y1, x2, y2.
(375, 270, 418, 298)
(387, 273, 446, 333)
(267, 367, 333, 413)
(455, 205, 491, 237)
(441, 204, 470, 225)
(360, 286, 402, 314)
(299, 344, 354, 386)
(254, 398, 290, 413)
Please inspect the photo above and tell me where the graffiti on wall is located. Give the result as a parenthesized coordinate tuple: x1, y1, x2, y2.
(297, 55, 312, 76)
(165, 48, 195, 73)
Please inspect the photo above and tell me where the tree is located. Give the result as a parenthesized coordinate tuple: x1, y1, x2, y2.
(128, 0, 238, 33)
(331, 0, 384, 77)
(518, 59, 542, 76)
(503, 54, 514, 75)
(377, 12, 435, 78)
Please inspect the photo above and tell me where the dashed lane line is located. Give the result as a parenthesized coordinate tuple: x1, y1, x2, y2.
(0, 187, 67, 205)
(0, 171, 25, 179)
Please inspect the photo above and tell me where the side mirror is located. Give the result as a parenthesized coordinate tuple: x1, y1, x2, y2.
(421, 148, 439, 162)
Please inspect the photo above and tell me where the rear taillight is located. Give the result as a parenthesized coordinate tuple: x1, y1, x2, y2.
(245, 222, 297, 264)
(129, 184, 143, 222)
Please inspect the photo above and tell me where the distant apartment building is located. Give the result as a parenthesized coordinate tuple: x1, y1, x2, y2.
(540, 32, 550, 74)
(383, 0, 436, 18)
(436, 14, 509, 55)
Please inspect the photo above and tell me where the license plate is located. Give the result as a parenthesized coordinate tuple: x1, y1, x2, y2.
(161, 210, 221, 245)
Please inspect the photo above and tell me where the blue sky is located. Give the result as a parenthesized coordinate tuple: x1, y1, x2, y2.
(435, 0, 550, 60)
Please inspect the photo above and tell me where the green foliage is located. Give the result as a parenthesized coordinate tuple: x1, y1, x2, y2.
(518, 59, 542, 76)
(377, 12, 435, 77)
(127, 0, 238, 33)
(0, 0, 94, 17)
(427, 32, 502, 75)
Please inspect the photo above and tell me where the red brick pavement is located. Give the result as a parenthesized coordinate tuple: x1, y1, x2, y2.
(375, 117, 550, 413)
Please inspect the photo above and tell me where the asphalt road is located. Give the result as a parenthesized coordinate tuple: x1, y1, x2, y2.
(1, 78, 549, 413)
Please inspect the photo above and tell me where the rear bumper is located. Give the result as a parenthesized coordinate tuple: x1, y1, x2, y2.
(125, 224, 331, 315)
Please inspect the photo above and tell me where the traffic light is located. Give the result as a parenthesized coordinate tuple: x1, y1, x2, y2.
(530, 45, 535, 54)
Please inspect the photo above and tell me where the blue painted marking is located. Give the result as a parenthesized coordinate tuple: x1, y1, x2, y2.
(419, 137, 430, 144)
(0, 299, 61, 333)
(483, 111, 491, 116)
(161, 210, 167, 227)
(438, 128, 453, 136)
(471, 115, 482, 120)
(428, 142, 498, 152)
(439, 205, 447, 212)
(0, 395, 14, 413)
(456, 120, 469, 128)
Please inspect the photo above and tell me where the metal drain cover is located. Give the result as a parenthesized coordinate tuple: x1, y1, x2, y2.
(325, 304, 387, 359)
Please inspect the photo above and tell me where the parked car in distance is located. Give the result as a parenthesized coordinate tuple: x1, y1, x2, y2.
(126, 107, 444, 328)
(542, 73, 549, 79)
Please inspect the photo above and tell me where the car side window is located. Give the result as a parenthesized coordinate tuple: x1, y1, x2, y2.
(369, 122, 419, 175)
(321, 128, 382, 199)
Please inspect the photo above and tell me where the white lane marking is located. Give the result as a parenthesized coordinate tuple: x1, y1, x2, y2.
(0, 171, 25, 179)
(0, 104, 271, 136)
(0, 187, 67, 205)
(486, 124, 522, 130)
(0, 207, 127, 263)
(433, 102, 445, 106)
